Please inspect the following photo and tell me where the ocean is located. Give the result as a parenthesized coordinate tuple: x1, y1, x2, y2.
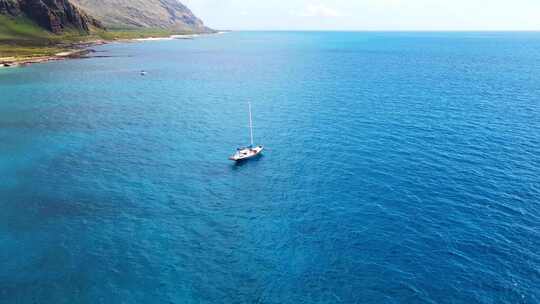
(1, 32, 539, 303)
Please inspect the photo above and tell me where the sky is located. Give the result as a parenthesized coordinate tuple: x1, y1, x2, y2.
(181, 0, 540, 31)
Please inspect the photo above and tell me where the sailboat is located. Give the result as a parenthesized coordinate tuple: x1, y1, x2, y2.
(229, 102, 264, 161)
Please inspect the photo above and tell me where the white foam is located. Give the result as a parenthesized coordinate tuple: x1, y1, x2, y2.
(133, 37, 174, 41)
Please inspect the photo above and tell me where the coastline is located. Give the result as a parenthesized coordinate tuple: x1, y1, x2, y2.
(0, 32, 224, 69)
(0, 40, 107, 68)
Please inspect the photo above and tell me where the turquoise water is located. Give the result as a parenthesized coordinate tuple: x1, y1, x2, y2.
(1, 32, 540, 303)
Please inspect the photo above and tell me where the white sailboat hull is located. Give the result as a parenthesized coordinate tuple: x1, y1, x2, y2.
(229, 146, 264, 161)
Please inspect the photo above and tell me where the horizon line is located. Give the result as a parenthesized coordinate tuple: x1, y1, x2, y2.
(214, 29, 540, 33)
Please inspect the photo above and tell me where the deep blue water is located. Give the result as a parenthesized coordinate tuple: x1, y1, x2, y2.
(1, 32, 540, 303)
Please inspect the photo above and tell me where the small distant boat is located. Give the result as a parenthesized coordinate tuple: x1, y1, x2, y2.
(140, 70, 147, 76)
(229, 102, 264, 161)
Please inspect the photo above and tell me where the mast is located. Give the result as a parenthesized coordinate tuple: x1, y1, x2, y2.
(249, 102, 254, 146)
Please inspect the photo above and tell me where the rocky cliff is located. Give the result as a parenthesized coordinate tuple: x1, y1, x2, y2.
(1, 0, 211, 38)
(0, 0, 21, 15)
(0, 0, 102, 33)
(70, 0, 212, 33)
(0, 0, 21, 16)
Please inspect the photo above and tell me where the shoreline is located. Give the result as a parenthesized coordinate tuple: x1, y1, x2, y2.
(0, 32, 224, 69)
(0, 40, 108, 68)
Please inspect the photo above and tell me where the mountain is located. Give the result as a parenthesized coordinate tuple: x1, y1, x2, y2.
(0, 0, 211, 36)
(1, 0, 211, 60)
(70, 0, 212, 33)
(0, 0, 102, 33)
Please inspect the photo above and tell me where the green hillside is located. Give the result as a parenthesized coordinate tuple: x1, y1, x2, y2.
(0, 15, 62, 57)
(0, 0, 211, 60)
(0, 15, 106, 58)
(0, 14, 52, 44)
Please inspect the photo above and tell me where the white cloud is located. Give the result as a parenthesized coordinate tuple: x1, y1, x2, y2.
(295, 4, 344, 18)
(181, 0, 540, 31)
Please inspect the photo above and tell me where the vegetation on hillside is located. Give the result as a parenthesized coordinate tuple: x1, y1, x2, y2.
(0, 15, 196, 59)
(0, 14, 52, 44)
(0, 0, 211, 60)
(0, 15, 63, 57)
